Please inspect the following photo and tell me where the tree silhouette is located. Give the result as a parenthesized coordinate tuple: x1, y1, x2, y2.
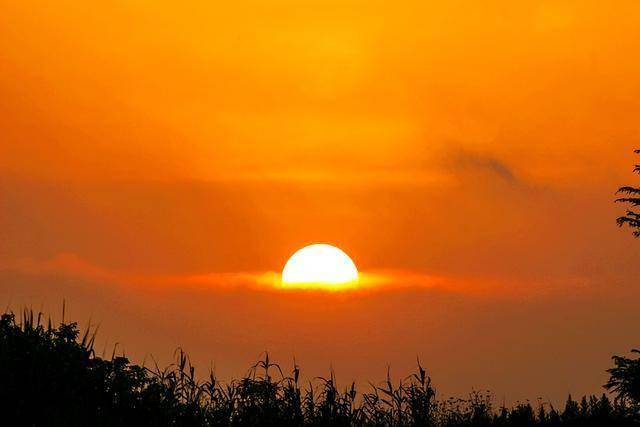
(616, 149, 640, 236)
(605, 349, 640, 405)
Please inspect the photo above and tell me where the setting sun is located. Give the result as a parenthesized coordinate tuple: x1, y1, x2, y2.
(281, 244, 359, 290)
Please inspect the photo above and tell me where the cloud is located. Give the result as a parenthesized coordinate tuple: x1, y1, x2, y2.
(0, 253, 589, 299)
(0, 253, 274, 292)
(450, 149, 519, 184)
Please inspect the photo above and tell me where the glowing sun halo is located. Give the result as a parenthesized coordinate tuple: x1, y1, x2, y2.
(281, 244, 359, 290)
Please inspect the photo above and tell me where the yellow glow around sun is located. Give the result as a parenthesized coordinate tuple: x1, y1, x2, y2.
(281, 244, 359, 290)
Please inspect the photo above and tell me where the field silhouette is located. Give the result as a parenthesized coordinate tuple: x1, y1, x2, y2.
(1, 307, 639, 426)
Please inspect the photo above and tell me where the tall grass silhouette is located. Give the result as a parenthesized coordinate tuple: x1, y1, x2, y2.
(2, 308, 640, 426)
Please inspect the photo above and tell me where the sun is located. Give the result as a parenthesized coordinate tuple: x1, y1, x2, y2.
(281, 244, 359, 290)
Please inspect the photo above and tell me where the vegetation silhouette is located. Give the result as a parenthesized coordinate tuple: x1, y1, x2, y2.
(1, 308, 640, 426)
(616, 149, 640, 236)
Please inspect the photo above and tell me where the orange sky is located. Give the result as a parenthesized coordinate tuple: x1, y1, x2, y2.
(2, 0, 640, 404)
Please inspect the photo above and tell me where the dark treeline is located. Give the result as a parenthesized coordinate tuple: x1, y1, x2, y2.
(1, 309, 640, 426)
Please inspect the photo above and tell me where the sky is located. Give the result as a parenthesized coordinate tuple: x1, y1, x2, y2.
(2, 0, 640, 404)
